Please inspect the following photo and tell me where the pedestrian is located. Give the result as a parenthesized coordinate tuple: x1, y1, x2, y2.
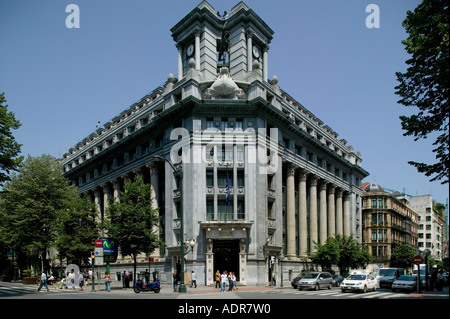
(105, 271, 111, 292)
(232, 272, 237, 290)
(215, 270, 221, 289)
(220, 270, 228, 292)
(122, 270, 127, 289)
(191, 270, 197, 288)
(145, 269, 150, 284)
(272, 272, 276, 286)
(37, 271, 50, 292)
(228, 272, 233, 291)
(173, 270, 178, 292)
(67, 269, 75, 289)
(78, 271, 84, 290)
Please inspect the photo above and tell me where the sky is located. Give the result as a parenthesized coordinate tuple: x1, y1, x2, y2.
(0, 0, 448, 206)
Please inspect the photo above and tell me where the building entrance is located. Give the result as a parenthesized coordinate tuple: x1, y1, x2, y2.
(213, 239, 240, 281)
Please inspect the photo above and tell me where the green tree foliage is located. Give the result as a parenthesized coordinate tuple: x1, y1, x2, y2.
(309, 234, 372, 276)
(390, 244, 415, 270)
(54, 194, 99, 267)
(0, 92, 23, 185)
(395, 0, 449, 184)
(0, 155, 90, 272)
(104, 175, 160, 284)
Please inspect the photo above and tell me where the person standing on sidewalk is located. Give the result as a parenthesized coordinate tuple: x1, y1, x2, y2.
(191, 270, 197, 288)
(221, 271, 228, 292)
(215, 270, 221, 289)
(105, 271, 111, 292)
(37, 271, 50, 292)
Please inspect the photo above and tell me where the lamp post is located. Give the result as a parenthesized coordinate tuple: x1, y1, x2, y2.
(424, 249, 431, 291)
(154, 155, 187, 293)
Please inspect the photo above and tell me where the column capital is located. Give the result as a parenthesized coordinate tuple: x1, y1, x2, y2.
(319, 179, 328, 190)
(309, 174, 318, 186)
(298, 168, 309, 181)
(328, 184, 337, 193)
(336, 188, 344, 198)
(286, 163, 296, 176)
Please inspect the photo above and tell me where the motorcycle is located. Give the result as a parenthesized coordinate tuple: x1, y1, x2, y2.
(134, 278, 160, 293)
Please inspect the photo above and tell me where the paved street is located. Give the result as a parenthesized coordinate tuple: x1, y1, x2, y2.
(1, 281, 448, 300)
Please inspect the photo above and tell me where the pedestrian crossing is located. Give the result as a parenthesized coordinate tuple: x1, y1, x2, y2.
(0, 284, 84, 297)
(253, 288, 408, 299)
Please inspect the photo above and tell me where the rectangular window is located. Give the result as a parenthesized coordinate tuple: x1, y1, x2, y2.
(206, 169, 214, 187)
(237, 199, 245, 220)
(218, 170, 233, 187)
(237, 169, 244, 187)
(371, 198, 377, 208)
(372, 213, 377, 225)
(206, 199, 214, 221)
(218, 200, 233, 221)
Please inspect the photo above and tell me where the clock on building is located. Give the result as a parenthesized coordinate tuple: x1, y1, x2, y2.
(187, 43, 195, 57)
(252, 45, 260, 58)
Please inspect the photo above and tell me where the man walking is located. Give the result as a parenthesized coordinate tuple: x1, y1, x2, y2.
(37, 271, 50, 292)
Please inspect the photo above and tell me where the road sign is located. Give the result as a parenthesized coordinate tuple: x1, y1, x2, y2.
(413, 255, 423, 265)
(95, 239, 103, 247)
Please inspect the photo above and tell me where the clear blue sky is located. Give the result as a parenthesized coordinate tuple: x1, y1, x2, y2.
(1, 0, 448, 205)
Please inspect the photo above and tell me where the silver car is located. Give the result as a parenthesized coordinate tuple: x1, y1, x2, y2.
(298, 272, 333, 291)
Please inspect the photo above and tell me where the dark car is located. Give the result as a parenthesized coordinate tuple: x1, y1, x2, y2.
(332, 275, 344, 287)
(291, 275, 304, 289)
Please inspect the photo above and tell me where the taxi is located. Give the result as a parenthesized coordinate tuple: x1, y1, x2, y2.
(341, 272, 377, 293)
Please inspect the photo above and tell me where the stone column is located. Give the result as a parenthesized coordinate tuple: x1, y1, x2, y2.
(336, 189, 343, 235)
(177, 43, 183, 79)
(93, 188, 102, 224)
(247, 30, 253, 72)
(147, 163, 160, 257)
(101, 183, 111, 213)
(319, 180, 328, 245)
(263, 45, 269, 81)
(309, 175, 318, 252)
(298, 169, 308, 257)
(286, 164, 296, 258)
(343, 192, 351, 237)
(111, 178, 121, 202)
(327, 185, 336, 237)
(195, 28, 201, 70)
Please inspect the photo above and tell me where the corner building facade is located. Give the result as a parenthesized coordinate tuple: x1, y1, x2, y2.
(61, 1, 369, 286)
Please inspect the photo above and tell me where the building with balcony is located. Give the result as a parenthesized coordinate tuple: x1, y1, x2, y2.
(361, 183, 419, 266)
(61, 1, 369, 286)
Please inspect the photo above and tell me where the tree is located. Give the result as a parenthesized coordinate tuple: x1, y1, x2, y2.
(309, 234, 372, 276)
(0, 155, 83, 273)
(395, 0, 449, 184)
(0, 92, 23, 185)
(54, 193, 99, 268)
(104, 176, 160, 285)
(390, 244, 415, 270)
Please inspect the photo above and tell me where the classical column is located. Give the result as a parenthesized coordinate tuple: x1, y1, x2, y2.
(247, 30, 253, 72)
(263, 45, 269, 81)
(101, 183, 111, 213)
(195, 28, 201, 70)
(309, 175, 318, 252)
(327, 185, 336, 237)
(93, 188, 102, 224)
(298, 169, 308, 257)
(343, 192, 351, 236)
(319, 180, 328, 245)
(336, 189, 343, 235)
(286, 164, 296, 258)
(177, 43, 183, 79)
(148, 163, 160, 257)
(111, 178, 121, 202)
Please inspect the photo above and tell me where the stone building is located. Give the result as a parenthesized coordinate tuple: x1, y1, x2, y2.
(61, 1, 368, 286)
(361, 183, 419, 266)
(409, 195, 446, 262)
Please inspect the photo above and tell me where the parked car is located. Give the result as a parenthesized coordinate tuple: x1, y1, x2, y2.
(298, 272, 333, 291)
(332, 275, 344, 287)
(291, 275, 304, 289)
(341, 273, 377, 293)
(377, 268, 405, 288)
(392, 275, 418, 292)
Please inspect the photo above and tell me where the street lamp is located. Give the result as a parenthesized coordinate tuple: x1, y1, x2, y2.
(153, 155, 187, 293)
(424, 249, 431, 291)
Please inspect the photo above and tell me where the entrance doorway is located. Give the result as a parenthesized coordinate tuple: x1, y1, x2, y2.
(213, 240, 239, 281)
